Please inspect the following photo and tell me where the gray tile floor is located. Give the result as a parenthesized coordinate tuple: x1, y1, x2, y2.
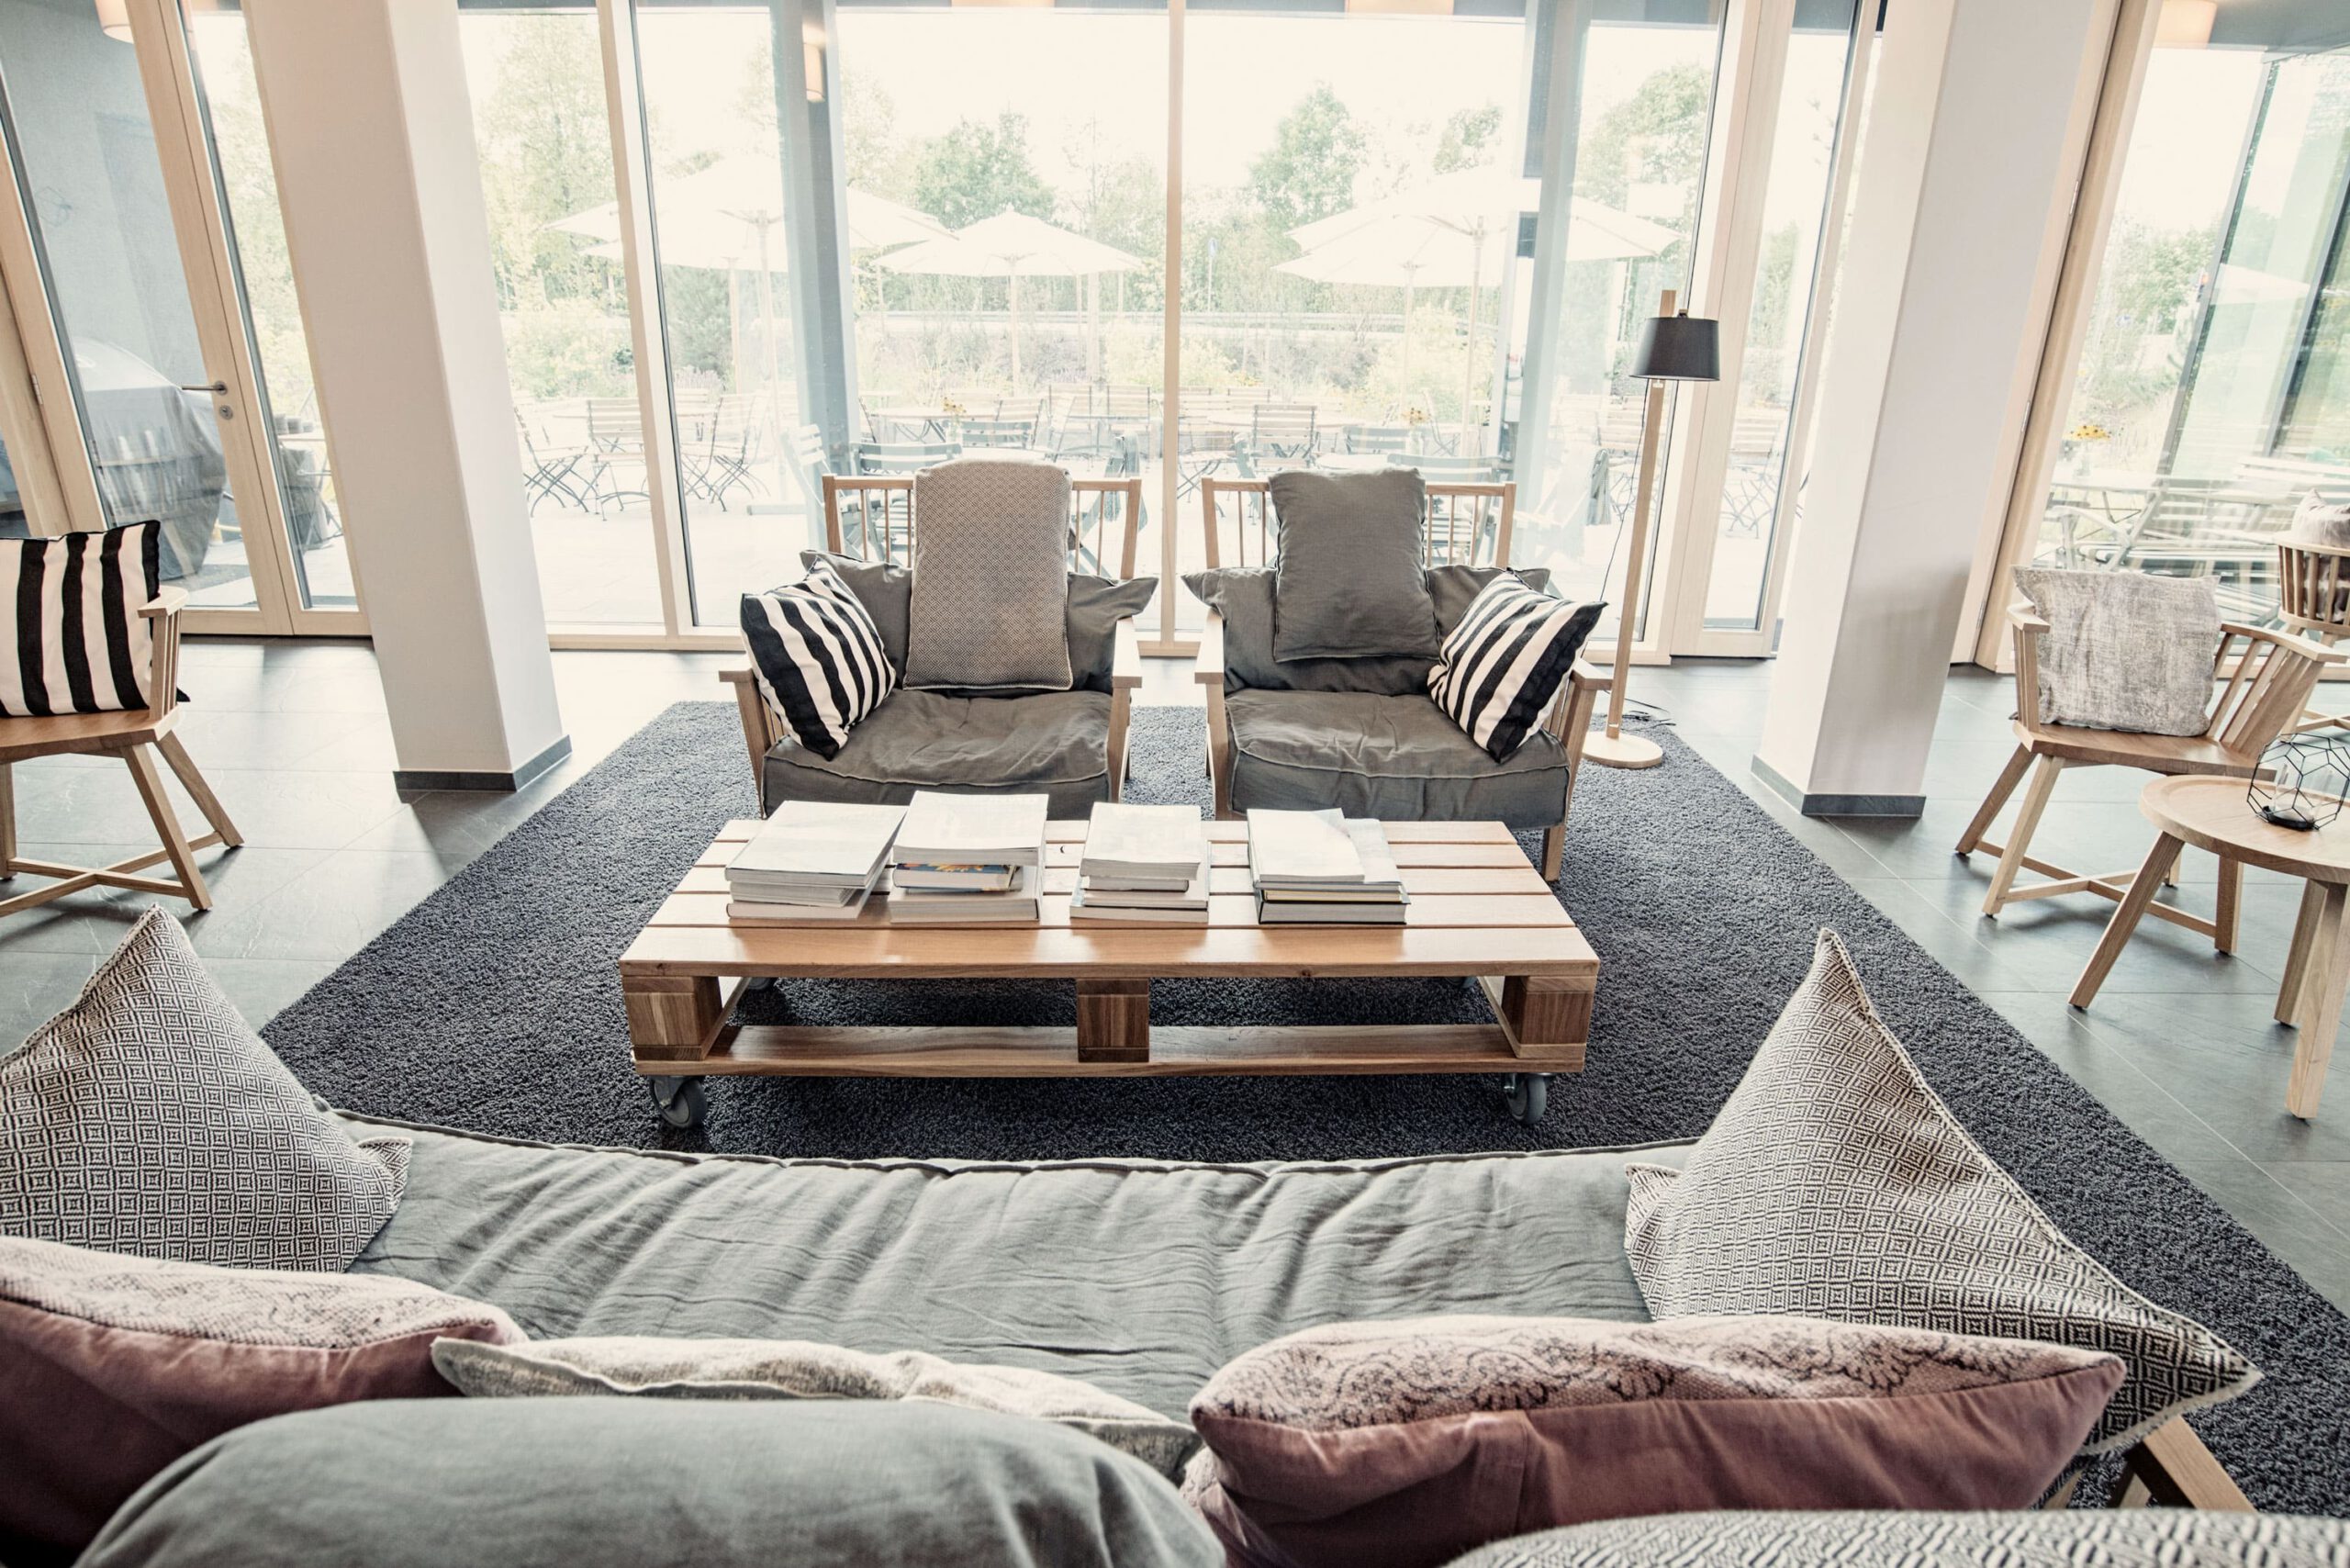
(3, 641, 2343, 1311)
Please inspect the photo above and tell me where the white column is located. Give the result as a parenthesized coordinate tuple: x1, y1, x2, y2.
(243, 0, 568, 790)
(1753, 0, 2111, 816)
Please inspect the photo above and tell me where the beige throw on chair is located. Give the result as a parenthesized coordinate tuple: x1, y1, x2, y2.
(1957, 582, 2342, 943)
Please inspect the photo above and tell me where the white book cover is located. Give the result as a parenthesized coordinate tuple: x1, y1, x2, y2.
(1255, 897, 1408, 925)
(727, 884, 880, 924)
(730, 801, 905, 886)
(1069, 886, 1209, 924)
(1078, 857, 1210, 910)
(1246, 808, 1362, 884)
(895, 791, 1049, 867)
(1080, 802, 1207, 877)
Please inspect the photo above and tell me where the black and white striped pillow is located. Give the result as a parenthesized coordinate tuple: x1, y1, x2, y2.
(1427, 573, 1604, 761)
(741, 558, 896, 760)
(0, 521, 163, 718)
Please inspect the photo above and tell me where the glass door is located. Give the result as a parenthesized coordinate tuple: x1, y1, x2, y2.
(0, 0, 360, 634)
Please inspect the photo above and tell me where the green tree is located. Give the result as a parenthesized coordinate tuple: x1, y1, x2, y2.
(1577, 63, 1710, 222)
(1246, 84, 1367, 233)
(1433, 102, 1504, 175)
(912, 112, 1055, 230)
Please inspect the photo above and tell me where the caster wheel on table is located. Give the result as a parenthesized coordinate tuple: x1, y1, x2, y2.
(1503, 1072, 1549, 1125)
(647, 1075, 706, 1129)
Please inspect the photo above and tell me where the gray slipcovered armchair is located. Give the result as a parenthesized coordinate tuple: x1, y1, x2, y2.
(1191, 476, 1608, 881)
(722, 462, 1150, 815)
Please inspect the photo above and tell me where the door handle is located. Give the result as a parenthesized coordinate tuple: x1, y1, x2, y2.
(179, 381, 229, 394)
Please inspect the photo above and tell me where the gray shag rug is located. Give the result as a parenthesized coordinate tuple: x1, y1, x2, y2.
(264, 701, 2349, 1517)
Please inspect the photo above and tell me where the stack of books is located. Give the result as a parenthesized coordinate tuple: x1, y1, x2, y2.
(886, 790, 1048, 924)
(724, 801, 904, 924)
(1246, 808, 1409, 925)
(1069, 802, 1210, 924)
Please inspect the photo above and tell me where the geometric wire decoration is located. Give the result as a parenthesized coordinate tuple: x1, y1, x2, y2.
(2248, 731, 2350, 831)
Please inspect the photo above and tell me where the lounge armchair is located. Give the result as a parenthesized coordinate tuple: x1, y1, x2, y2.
(722, 463, 1148, 817)
(1193, 476, 1607, 881)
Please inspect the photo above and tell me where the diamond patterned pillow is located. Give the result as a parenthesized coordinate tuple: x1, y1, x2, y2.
(0, 906, 407, 1271)
(1622, 928, 2256, 1452)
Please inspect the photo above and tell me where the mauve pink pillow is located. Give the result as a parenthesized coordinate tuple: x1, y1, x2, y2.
(1182, 1313, 2124, 1568)
(0, 1234, 521, 1551)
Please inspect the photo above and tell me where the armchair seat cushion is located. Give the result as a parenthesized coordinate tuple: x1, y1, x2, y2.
(764, 689, 1112, 818)
(1225, 690, 1569, 830)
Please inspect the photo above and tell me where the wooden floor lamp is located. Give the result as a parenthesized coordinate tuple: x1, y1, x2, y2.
(1584, 289, 1721, 771)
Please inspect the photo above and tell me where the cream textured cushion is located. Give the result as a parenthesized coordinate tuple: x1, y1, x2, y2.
(431, 1334, 1198, 1476)
(1621, 929, 2256, 1452)
(0, 907, 408, 1271)
(2011, 566, 2218, 735)
(904, 458, 1074, 691)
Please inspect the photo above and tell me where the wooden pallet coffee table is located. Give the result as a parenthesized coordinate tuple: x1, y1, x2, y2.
(620, 818, 1599, 1127)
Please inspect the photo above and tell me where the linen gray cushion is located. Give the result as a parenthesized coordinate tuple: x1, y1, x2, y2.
(431, 1335, 1197, 1474)
(1621, 928, 2257, 1452)
(1439, 1510, 2350, 1568)
(2011, 566, 2219, 735)
(345, 1111, 1677, 1419)
(906, 458, 1075, 690)
(0, 908, 406, 1271)
(802, 549, 1154, 694)
(1187, 565, 1550, 696)
(75, 1398, 1223, 1568)
(763, 688, 1111, 818)
(1225, 689, 1571, 830)
(2288, 490, 2350, 550)
(1270, 468, 1441, 660)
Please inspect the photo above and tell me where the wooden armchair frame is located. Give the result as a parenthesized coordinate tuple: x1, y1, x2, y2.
(1957, 603, 2344, 933)
(2277, 536, 2350, 732)
(0, 588, 242, 917)
(723, 471, 1147, 814)
(1195, 476, 1606, 881)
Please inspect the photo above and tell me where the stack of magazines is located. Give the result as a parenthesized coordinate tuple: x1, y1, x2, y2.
(1070, 802, 1209, 924)
(725, 801, 903, 924)
(1245, 808, 1408, 925)
(886, 790, 1047, 924)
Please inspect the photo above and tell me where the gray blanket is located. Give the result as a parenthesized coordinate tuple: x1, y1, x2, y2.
(343, 1114, 1684, 1418)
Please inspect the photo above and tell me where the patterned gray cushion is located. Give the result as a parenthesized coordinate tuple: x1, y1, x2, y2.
(1270, 468, 1441, 661)
(905, 459, 1074, 691)
(1622, 929, 2256, 1452)
(0, 907, 407, 1271)
(431, 1335, 1198, 1475)
(2011, 566, 2219, 735)
(1440, 1510, 2350, 1568)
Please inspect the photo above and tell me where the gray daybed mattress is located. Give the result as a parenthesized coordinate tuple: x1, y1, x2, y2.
(340, 1113, 1690, 1420)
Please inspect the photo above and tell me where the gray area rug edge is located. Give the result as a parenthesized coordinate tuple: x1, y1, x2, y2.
(261, 700, 2350, 1517)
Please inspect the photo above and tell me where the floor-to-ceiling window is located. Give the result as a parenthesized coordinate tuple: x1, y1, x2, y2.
(459, 4, 666, 629)
(2010, 21, 2350, 627)
(1513, 4, 1725, 644)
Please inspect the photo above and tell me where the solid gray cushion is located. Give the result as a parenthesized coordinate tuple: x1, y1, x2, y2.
(801, 550, 1152, 696)
(1440, 1509, 2350, 1568)
(0, 908, 407, 1272)
(2010, 566, 2219, 736)
(1224, 689, 1572, 830)
(77, 1398, 1222, 1568)
(1270, 468, 1440, 661)
(345, 1113, 1679, 1420)
(764, 688, 1111, 819)
(1187, 566, 1549, 696)
(906, 459, 1074, 691)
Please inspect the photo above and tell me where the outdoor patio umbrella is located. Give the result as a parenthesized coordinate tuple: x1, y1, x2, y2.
(874, 210, 1142, 389)
(552, 161, 948, 498)
(1282, 174, 1673, 438)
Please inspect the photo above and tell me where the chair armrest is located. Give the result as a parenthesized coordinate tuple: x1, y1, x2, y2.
(140, 589, 187, 721)
(2117, 1419, 2252, 1511)
(2225, 622, 2349, 665)
(2006, 601, 2053, 637)
(1567, 658, 1611, 693)
(1111, 616, 1142, 691)
(721, 666, 760, 689)
(1196, 610, 1226, 687)
(140, 588, 188, 622)
(722, 666, 779, 812)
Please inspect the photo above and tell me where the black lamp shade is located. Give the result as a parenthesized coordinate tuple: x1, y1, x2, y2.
(1631, 311, 1720, 382)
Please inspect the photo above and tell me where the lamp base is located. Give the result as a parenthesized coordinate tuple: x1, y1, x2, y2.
(1583, 729, 1664, 770)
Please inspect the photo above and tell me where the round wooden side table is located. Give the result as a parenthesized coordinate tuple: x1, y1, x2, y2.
(2071, 774, 2350, 1119)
